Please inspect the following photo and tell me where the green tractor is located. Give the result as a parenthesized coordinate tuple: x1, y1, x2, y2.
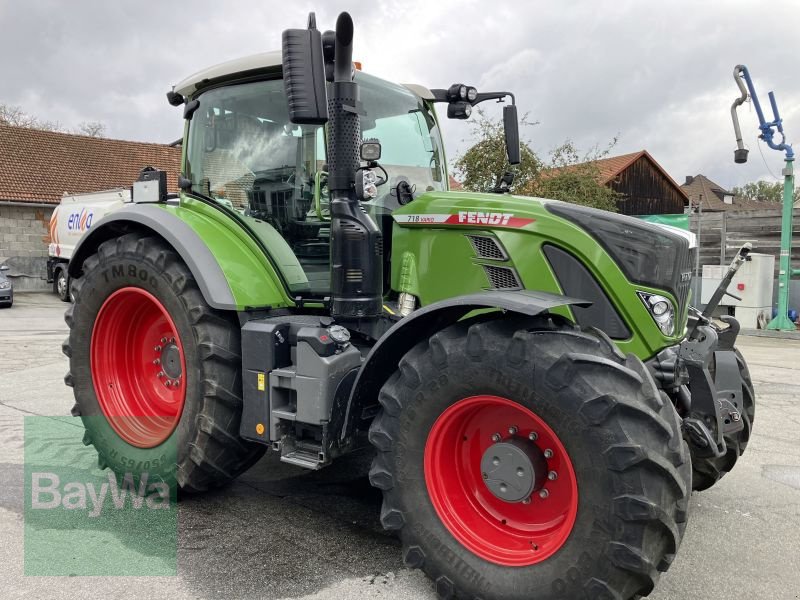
(64, 12, 754, 600)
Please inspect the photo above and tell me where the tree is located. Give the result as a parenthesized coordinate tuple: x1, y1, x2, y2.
(732, 180, 798, 204)
(77, 121, 106, 138)
(524, 139, 619, 212)
(0, 103, 63, 132)
(453, 110, 542, 193)
(0, 103, 105, 137)
(453, 112, 619, 211)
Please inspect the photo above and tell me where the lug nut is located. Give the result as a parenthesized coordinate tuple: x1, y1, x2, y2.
(157, 371, 165, 378)
(154, 345, 162, 352)
(482, 472, 488, 479)
(528, 432, 538, 442)
(161, 337, 168, 344)
(522, 497, 531, 505)
(544, 449, 553, 459)
(548, 471, 558, 481)
(169, 337, 175, 343)
(491, 433, 501, 443)
(539, 489, 549, 499)
(164, 380, 171, 387)
(153, 358, 160, 365)
(508, 426, 518, 435)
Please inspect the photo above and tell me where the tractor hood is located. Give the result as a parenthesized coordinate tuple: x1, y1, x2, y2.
(390, 190, 693, 358)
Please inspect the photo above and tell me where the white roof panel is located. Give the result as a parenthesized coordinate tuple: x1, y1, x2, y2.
(173, 51, 283, 97)
(171, 50, 435, 101)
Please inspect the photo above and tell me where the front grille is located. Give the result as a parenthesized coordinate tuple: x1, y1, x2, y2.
(675, 250, 694, 316)
(483, 265, 522, 289)
(467, 235, 507, 260)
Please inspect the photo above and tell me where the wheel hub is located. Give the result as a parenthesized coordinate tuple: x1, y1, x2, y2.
(160, 342, 182, 379)
(480, 438, 546, 503)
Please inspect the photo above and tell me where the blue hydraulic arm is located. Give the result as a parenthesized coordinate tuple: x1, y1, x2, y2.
(731, 65, 794, 162)
(730, 64, 797, 331)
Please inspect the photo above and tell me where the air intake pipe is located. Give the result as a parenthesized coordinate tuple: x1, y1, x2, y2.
(326, 12, 383, 320)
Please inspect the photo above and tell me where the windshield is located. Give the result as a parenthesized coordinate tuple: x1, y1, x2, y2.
(185, 72, 446, 296)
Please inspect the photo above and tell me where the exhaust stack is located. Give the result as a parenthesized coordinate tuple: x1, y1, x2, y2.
(326, 13, 383, 320)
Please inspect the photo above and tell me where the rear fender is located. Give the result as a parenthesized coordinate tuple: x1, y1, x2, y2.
(339, 290, 589, 443)
(67, 203, 290, 311)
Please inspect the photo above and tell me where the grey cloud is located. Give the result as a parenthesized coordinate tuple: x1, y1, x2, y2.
(1, 0, 798, 192)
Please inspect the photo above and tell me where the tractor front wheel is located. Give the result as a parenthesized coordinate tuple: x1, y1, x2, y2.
(64, 233, 265, 492)
(368, 316, 691, 600)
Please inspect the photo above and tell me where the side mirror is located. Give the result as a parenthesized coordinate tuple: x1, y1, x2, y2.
(314, 171, 330, 221)
(282, 13, 329, 125)
(503, 104, 521, 165)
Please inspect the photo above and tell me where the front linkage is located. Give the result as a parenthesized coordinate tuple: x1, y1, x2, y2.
(649, 243, 755, 490)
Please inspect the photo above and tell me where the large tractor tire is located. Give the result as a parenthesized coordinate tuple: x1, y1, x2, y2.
(368, 316, 691, 600)
(63, 233, 265, 492)
(690, 348, 755, 491)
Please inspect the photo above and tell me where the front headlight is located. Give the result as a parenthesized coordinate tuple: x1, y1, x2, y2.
(638, 292, 674, 336)
(0, 281, 10, 290)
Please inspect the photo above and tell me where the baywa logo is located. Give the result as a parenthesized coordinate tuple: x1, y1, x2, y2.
(31, 471, 171, 518)
(24, 416, 177, 576)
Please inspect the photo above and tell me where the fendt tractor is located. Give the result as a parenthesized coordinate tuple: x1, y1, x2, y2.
(64, 12, 755, 600)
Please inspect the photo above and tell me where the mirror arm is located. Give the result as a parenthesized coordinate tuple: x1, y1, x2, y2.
(428, 89, 515, 106)
(472, 91, 515, 106)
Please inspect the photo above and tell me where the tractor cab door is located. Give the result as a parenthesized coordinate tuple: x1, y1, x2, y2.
(185, 78, 330, 297)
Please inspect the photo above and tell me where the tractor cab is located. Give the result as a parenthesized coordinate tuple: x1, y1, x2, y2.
(177, 54, 447, 298)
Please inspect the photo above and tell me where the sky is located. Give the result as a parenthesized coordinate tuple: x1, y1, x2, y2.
(1, 0, 798, 190)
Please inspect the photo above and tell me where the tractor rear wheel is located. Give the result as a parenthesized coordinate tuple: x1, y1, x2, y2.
(63, 232, 265, 492)
(368, 316, 690, 600)
(690, 348, 755, 491)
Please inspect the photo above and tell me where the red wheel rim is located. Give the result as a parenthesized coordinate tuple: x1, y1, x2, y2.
(424, 395, 578, 567)
(91, 287, 186, 448)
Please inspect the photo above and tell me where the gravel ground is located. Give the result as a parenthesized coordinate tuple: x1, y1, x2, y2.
(1, 292, 799, 599)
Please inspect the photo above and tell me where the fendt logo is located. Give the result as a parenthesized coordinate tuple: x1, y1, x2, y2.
(394, 212, 535, 228)
(67, 208, 94, 232)
(458, 211, 512, 225)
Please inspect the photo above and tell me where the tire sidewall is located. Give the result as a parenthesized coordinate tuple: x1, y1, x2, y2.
(70, 250, 201, 479)
(390, 340, 626, 598)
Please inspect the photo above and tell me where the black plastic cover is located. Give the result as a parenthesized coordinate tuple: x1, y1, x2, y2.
(543, 244, 630, 339)
(240, 321, 290, 443)
(281, 27, 329, 124)
(297, 327, 337, 357)
(546, 202, 692, 314)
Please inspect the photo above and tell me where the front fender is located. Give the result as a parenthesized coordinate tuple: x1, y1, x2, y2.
(340, 289, 589, 442)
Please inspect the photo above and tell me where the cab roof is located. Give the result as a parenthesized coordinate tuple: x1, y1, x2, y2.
(172, 50, 434, 101)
